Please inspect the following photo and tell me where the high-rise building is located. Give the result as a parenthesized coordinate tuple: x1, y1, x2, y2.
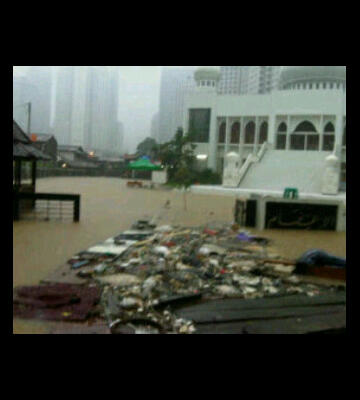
(53, 66, 120, 152)
(158, 67, 196, 143)
(13, 75, 32, 132)
(246, 66, 282, 94)
(53, 66, 76, 145)
(70, 67, 90, 148)
(26, 66, 53, 133)
(150, 112, 159, 141)
(218, 66, 250, 95)
(118, 121, 124, 153)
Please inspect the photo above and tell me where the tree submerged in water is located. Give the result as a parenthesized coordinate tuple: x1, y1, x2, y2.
(158, 128, 197, 210)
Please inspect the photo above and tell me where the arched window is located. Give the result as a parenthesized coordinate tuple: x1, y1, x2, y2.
(291, 121, 317, 150)
(278, 122, 287, 132)
(230, 122, 240, 144)
(276, 122, 287, 149)
(259, 122, 268, 144)
(343, 124, 346, 147)
(324, 122, 335, 132)
(295, 121, 317, 133)
(245, 121, 255, 144)
(323, 122, 335, 151)
(218, 122, 226, 144)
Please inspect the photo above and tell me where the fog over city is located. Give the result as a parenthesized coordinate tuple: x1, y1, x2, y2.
(13, 65, 347, 334)
(13, 66, 198, 153)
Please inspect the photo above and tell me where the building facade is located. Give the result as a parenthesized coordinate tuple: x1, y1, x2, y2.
(26, 67, 53, 133)
(53, 66, 76, 145)
(246, 66, 282, 94)
(13, 75, 33, 132)
(150, 112, 159, 141)
(184, 66, 346, 191)
(218, 66, 250, 95)
(158, 67, 196, 143)
(53, 66, 121, 153)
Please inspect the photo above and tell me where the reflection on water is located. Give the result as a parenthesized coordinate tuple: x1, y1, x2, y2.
(13, 177, 346, 333)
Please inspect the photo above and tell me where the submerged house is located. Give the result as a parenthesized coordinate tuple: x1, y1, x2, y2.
(13, 121, 81, 222)
(13, 120, 51, 195)
(57, 145, 99, 169)
(30, 133, 58, 162)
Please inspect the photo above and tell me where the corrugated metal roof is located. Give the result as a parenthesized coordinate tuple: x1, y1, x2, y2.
(58, 145, 85, 153)
(31, 133, 55, 143)
(13, 142, 52, 161)
(13, 120, 31, 144)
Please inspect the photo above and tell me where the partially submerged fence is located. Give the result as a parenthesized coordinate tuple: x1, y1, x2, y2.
(13, 192, 81, 222)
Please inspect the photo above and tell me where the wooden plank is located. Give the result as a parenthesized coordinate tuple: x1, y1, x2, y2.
(177, 305, 345, 324)
(194, 311, 346, 334)
(307, 266, 346, 281)
(175, 293, 346, 314)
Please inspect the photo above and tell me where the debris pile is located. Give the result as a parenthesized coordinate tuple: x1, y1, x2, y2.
(13, 221, 345, 334)
(67, 221, 339, 334)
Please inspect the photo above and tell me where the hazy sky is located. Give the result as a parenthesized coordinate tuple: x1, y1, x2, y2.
(13, 66, 198, 152)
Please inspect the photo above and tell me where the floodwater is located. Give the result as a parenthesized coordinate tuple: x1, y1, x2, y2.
(13, 177, 346, 333)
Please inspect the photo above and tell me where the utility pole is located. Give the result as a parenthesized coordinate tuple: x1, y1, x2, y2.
(27, 102, 32, 135)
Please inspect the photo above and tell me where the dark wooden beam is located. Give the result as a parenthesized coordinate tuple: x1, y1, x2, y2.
(31, 161, 37, 190)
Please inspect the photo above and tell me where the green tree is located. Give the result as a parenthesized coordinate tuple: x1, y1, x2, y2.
(157, 128, 197, 210)
(136, 137, 159, 159)
(158, 128, 197, 181)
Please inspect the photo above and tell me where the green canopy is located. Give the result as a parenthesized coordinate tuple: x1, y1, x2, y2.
(128, 159, 163, 171)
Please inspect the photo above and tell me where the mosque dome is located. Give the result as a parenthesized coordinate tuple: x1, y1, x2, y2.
(279, 66, 346, 90)
(325, 154, 339, 165)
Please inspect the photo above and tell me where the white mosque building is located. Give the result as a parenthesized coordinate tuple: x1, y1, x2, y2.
(184, 66, 346, 231)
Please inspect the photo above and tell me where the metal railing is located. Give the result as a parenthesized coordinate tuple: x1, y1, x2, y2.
(13, 192, 80, 222)
(237, 142, 268, 186)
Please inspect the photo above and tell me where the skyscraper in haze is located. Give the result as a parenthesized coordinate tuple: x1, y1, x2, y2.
(26, 66, 52, 133)
(246, 66, 282, 94)
(13, 75, 32, 132)
(86, 66, 120, 154)
(150, 112, 159, 141)
(53, 66, 121, 153)
(53, 66, 76, 145)
(158, 67, 196, 143)
(218, 66, 250, 94)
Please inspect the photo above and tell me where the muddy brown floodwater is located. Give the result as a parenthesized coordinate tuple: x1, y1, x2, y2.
(13, 177, 346, 334)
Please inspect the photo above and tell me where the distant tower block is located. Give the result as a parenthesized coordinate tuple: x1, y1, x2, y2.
(223, 152, 242, 188)
(322, 154, 340, 195)
(194, 67, 221, 91)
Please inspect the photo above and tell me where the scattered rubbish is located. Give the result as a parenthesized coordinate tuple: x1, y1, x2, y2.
(154, 246, 170, 257)
(203, 228, 217, 236)
(13, 283, 101, 321)
(71, 260, 89, 270)
(96, 274, 141, 287)
(155, 225, 173, 233)
(237, 232, 253, 242)
(14, 221, 346, 334)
